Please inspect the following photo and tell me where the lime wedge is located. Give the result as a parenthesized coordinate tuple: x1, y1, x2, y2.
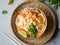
(18, 30, 27, 38)
(8, 0, 14, 5)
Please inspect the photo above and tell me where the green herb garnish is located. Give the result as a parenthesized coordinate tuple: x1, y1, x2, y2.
(2, 10, 8, 14)
(54, 4, 58, 9)
(38, 0, 59, 9)
(30, 32, 35, 39)
(38, 0, 44, 2)
(8, 0, 14, 5)
(58, 0, 60, 6)
(28, 23, 36, 33)
(28, 23, 38, 39)
(48, 0, 58, 9)
(48, 0, 57, 4)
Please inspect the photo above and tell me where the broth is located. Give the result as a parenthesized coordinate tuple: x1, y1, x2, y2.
(15, 7, 47, 39)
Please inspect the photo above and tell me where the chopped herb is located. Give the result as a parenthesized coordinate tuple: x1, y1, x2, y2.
(8, 0, 14, 5)
(30, 32, 35, 39)
(28, 23, 36, 33)
(28, 23, 38, 39)
(2, 10, 8, 14)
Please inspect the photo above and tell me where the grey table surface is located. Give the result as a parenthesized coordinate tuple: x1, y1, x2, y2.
(0, 0, 60, 45)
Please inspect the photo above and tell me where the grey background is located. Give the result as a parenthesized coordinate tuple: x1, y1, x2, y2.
(0, 0, 60, 45)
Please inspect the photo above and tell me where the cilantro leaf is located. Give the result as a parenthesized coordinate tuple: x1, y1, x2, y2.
(2, 10, 8, 14)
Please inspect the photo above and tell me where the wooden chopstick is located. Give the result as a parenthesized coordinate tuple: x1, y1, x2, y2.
(4, 32, 23, 45)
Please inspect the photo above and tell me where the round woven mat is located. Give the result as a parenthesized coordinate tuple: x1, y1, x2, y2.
(11, 1, 56, 45)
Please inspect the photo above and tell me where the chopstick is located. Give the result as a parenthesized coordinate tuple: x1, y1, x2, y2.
(4, 32, 23, 45)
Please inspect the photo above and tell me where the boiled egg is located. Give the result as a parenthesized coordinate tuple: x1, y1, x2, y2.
(36, 24, 45, 31)
(38, 14, 45, 23)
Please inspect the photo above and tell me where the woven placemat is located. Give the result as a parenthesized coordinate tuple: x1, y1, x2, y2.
(11, 1, 56, 45)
